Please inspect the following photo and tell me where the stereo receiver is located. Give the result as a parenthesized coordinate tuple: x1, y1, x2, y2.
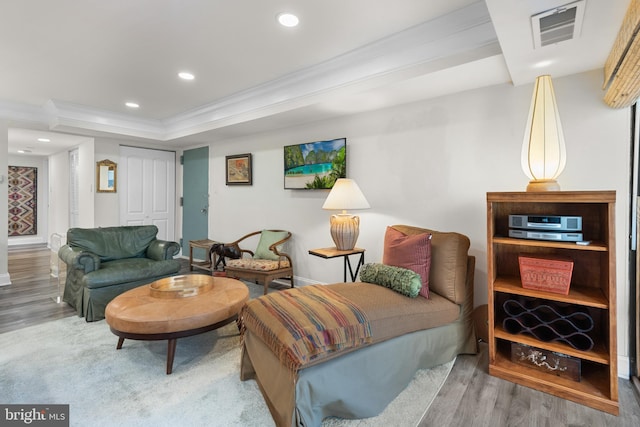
(508, 229, 583, 242)
(509, 215, 582, 231)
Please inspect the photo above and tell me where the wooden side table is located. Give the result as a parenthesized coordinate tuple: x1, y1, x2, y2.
(308, 247, 365, 282)
(189, 239, 218, 273)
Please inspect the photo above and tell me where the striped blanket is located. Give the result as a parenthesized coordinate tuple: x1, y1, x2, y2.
(239, 285, 372, 371)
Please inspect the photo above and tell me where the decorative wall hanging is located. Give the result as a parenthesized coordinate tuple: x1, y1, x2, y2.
(284, 137, 346, 189)
(226, 153, 252, 185)
(8, 165, 37, 236)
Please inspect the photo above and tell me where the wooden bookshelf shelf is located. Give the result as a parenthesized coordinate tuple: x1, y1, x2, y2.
(487, 191, 618, 415)
(493, 277, 609, 309)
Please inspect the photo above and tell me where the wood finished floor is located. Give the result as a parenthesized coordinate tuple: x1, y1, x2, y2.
(0, 244, 193, 334)
(420, 346, 640, 426)
(2, 245, 639, 425)
(0, 244, 76, 334)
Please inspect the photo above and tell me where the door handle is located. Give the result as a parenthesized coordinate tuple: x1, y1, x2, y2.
(201, 208, 208, 214)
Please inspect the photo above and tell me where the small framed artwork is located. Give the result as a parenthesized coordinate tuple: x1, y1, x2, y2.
(226, 153, 252, 185)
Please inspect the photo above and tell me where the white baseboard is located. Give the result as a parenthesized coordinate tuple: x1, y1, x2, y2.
(8, 236, 46, 246)
(274, 275, 323, 288)
(0, 273, 12, 287)
(619, 355, 630, 379)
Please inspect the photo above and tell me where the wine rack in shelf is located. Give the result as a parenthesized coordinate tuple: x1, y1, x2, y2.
(487, 191, 618, 416)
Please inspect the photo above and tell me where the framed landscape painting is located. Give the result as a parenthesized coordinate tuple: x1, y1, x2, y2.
(284, 138, 346, 189)
(226, 153, 252, 185)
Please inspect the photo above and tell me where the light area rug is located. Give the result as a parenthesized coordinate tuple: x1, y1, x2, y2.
(0, 315, 453, 427)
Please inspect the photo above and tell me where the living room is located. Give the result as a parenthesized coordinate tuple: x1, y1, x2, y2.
(1, 1, 640, 425)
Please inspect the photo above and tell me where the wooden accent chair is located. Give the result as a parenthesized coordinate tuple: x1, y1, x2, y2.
(218, 230, 294, 295)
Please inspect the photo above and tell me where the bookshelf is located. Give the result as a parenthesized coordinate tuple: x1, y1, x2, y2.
(486, 191, 618, 415)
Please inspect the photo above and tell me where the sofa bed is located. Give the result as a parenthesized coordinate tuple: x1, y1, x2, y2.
(59, 225, 181, 322)
(239, 225, 477, 426)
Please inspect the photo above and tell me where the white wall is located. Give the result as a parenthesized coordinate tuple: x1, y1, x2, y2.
(207, 69, 632, 375)
(0, 120, 9, 286)
(94, 139, 121, 227)
(77, 139, 95, 228)
(7, 154, 48, 246)
(94, 138, 180, 229)
(47, 138, 95, 240)
(48, 150, 70, 240)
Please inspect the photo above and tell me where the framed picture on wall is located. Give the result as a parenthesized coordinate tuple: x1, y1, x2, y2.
(226, 153, 252, 185)
(284, 137, 346, 189)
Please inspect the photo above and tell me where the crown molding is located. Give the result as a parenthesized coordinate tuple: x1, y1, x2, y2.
(0, 100, 49, 124)
(45, 100, 166, 140)
(1, 2, 498, 141)
(163, 1, 498, 140)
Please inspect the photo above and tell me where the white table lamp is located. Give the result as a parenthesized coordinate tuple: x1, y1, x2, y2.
(322, 179, 370, 250)
(521, 75, 567, 191)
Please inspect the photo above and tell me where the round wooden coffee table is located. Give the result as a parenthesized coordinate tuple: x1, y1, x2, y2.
(105, 274, 249, 374)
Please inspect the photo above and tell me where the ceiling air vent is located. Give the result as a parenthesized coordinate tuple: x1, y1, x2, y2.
(531, 0, 586, 49)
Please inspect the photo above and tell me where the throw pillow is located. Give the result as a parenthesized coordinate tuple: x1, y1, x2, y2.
(382, 226, 432, 298)
(254, 230, 289, 261)
(360, 263, 421, 298)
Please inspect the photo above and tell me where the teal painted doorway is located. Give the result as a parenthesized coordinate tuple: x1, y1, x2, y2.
(182, 146, 209, 261)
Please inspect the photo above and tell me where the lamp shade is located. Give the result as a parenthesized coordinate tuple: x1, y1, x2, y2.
(322, 179, 370, 250)
(322, 179, 370, 211)
(521, 75, 567, 192)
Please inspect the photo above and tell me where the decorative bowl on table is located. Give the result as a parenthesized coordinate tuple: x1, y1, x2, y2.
(149, 274, 214, 299)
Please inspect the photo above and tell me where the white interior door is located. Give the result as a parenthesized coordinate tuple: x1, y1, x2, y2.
(119, 146, 176, 241)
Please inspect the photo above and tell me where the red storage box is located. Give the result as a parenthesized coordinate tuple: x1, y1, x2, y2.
(518, 255, 573, 295)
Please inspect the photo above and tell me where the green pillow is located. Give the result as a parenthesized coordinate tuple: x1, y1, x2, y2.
(360, 263, 421, 298)
(254, 230, 289, 260)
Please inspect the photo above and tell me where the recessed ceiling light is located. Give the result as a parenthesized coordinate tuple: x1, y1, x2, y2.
(277, 12, 299, 27)
(178, 72, 195, 80)
(37, 138, 50, 142)
(125, 102, 140, 109)
(18, 149, 31, 154)
(533, 60, 553, 68)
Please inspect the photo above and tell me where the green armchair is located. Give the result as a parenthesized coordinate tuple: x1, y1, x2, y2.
(59, 225, 181, 322)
